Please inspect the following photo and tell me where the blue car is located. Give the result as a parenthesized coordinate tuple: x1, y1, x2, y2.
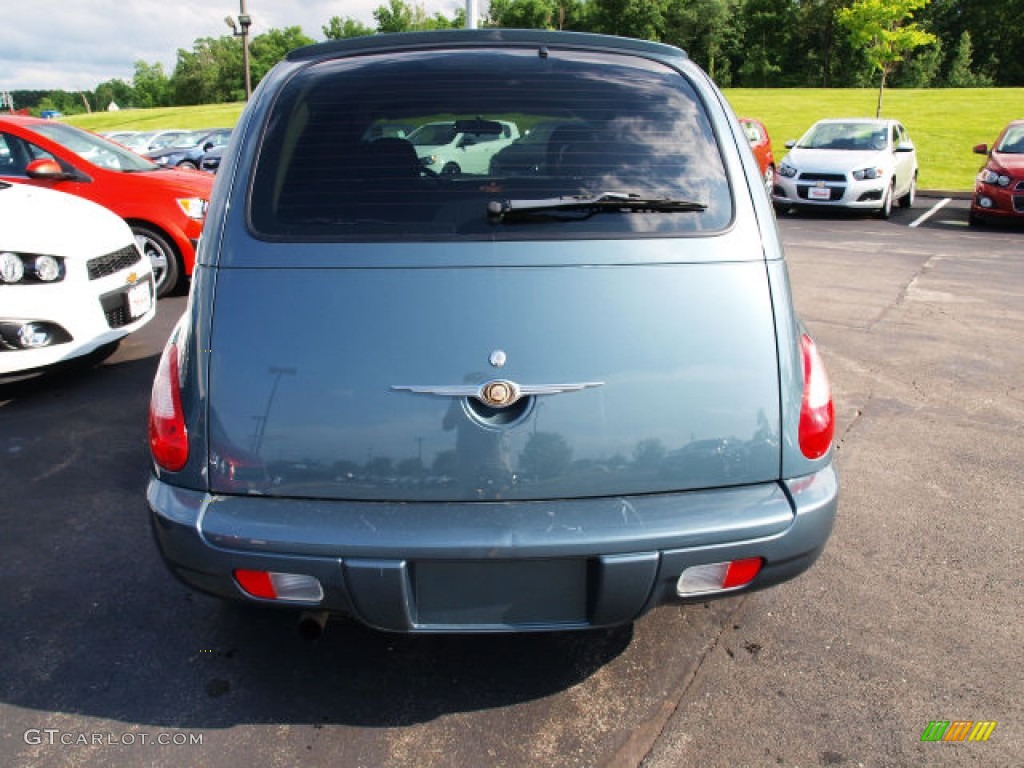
(145, 129, 231, 170)
(147, 30, 838, 636)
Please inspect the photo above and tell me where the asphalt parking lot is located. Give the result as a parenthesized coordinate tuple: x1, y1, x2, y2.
(1, 197, 1021, 767)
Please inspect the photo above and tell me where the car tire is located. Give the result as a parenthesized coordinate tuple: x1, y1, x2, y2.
(133, 225, 180, 298)
(441, 162, 460, 176)
(899, 173, 916, 208)
(878, 180, 894, 219)
(178, 160, 198, 171)
(968, 210, 985, 226)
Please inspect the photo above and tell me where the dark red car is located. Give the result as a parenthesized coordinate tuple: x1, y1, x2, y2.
(0, 115, 213, 296)
(970, 119, 1024, 226)
(739, 117, 775, 197)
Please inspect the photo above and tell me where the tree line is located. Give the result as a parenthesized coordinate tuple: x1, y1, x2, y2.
(14, 0, 1021, 117)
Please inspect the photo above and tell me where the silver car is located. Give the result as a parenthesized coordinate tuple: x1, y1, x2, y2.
(773, 118, 918, 218)
(147, 30, 838, 636)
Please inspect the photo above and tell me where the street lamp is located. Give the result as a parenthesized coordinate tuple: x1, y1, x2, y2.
(225, 1, 253, 100)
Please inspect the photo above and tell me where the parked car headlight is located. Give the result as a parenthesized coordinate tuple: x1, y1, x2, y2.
(852, 167, 883, 181)
(420, 155, 438, 167)
(0, 251, 65, 284)
(34, 255, 62, 282)
(0, 251, 24, 283)
(177, 197, 209, 220)
(778, 162, 797, 178)
(979, 168, 1011, 187)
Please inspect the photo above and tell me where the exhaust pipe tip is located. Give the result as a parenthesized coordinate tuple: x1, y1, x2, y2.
(298, 610, 329, 641)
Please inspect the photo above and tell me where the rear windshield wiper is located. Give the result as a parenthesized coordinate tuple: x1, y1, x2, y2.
(487, 192, 707, 223)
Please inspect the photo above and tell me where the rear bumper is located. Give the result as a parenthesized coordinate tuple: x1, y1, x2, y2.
(148, 464, 838, 632)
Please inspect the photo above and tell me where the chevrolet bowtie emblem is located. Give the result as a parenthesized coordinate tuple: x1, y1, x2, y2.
(391, 379, 604, 409)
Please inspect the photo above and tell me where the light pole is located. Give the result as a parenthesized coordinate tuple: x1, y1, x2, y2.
(254, 366, 296, 453)
(225, 1, 253, 100)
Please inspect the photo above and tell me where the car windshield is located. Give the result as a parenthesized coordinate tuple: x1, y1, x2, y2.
(407, 123, 459, 147)
(995, 125, 1024, 154)
(32, 123, 158, 172)
(250, 47, 731, 240)
(167, 134, 203, 149)
(798, 122, 887, 151)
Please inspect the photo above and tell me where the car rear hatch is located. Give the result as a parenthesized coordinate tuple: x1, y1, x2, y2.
(206, 237, 780, 502)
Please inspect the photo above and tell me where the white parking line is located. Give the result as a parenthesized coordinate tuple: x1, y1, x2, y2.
(909, 197, 952, 228)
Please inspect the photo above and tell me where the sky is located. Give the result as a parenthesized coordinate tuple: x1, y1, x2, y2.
(1, 0, 473, 92)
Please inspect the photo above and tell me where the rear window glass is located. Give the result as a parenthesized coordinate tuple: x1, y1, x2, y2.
(250, 47, 731, 239)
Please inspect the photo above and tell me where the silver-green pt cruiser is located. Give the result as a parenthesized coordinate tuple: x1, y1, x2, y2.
(147, 29, 838, 636)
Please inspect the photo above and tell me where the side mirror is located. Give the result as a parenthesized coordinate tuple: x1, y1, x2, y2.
(895, 142, 915, 153)
(973, 143, 990, 156)
(25, 158, 69, 180)
(784, 139, 796, 149)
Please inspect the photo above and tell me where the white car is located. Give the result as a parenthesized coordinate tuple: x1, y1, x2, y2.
(772, 118, 918, 218)
(0, 182, 156, 376)
(407, 118, 520, 176)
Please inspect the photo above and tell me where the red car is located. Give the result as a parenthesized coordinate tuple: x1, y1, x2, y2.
(739, 117, 776, 197)
(970, 119, 1024, 226)
(0, 115, 213, 297)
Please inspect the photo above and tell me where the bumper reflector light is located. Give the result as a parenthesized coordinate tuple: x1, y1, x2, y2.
(234, 570, 324, 603)
(676, 557, 764, 597)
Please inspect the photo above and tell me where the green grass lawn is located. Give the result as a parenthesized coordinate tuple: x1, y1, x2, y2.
(66, 88, 1022, 191)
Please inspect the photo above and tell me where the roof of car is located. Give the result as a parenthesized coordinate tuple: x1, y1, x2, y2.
(0, 114, 49, 126)
(815, 118, 895, 125)
(287, 28, 687, 63)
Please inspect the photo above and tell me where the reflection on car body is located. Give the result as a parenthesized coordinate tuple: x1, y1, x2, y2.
(407, 118, 521, 176)
(148, 30, 838, 636)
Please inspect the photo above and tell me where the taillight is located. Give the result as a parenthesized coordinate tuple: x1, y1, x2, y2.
(798, 334, 834, 459)
(676, 557, 764, 596)
(234, 570, 324, 602)
(149, 340, 189, 471)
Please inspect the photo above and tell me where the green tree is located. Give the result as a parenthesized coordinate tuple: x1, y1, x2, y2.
(373, 0, 463, 32)
(374, 0, 414, 32)
(487, 0, 587, 29)
(945, 30, 991, 86)
(891, 38, 942, 86)
(786, 0, 848, 87)
(588, 0, 665, 40)
(132, 61, 172, 108)
(837, 0, 936, 117)
(736, 0, 794, 87)
(322, 16, 375, 39)
(662, 0, 741, 84)
(172, 36, 240, 104)
(92, 79, 135, 111)
(250, 27, 315, 84)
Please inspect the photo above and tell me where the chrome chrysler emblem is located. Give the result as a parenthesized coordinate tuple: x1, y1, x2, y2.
(391, 379, 603, 409)
(480, 380, 517, 407)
